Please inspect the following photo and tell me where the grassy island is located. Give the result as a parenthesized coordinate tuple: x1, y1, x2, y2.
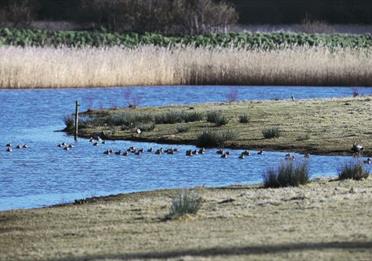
(70, 96, 372, 156)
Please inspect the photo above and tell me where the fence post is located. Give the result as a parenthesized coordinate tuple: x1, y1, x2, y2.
(74, 101, 80, 141)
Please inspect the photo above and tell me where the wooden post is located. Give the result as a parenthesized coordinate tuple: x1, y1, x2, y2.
(74, 101, 80, 141)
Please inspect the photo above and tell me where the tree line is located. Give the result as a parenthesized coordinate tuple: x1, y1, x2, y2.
(0, 0, 238, 34)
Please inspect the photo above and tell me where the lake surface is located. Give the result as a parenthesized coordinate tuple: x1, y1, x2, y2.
(1, 86, 372, 211)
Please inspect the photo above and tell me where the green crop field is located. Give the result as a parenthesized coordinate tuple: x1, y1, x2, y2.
(1, 28, 371, 49)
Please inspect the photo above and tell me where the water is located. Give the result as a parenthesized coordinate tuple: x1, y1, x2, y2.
(1, 86, 371, 211)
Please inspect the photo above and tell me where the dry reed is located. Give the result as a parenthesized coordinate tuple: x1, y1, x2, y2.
(0, 45, 371, 88)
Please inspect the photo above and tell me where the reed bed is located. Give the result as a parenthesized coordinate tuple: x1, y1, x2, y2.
(0, 45, 372, 88)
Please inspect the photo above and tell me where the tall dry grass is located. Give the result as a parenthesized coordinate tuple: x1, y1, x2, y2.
(0, 45, 371, 88)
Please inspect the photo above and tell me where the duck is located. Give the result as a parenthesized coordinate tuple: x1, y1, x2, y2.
(239, 153, 245, 159)
(221, 153, 228, 158)
(89, 137, 95, 143)
(114, 150, 122, 155)
(186, 150, 193, 156)
(351, 143, 364, 153)
(147, 148, 153, 153)
(192, 150, 199, 155)
(6, 147, 12, 152)
(22, 144, 29, 149)
(364, 158, 372, 164)
(242, 150, 250, 156)
(285, 153, 295, 160)
(93, 142, 99, 146)
(155, 148, 163, 155)
(16, 144, 22, 149)
(216, 149, 224, 155)
(167, 149, 174, 155)
(122, 151, 129, 156)
(198, 148, 206, 154)
(63, 146, 70, 151)
(6, 143, 12, 147)
(257, 150, 263, 155)
(103, 149, 113, 155)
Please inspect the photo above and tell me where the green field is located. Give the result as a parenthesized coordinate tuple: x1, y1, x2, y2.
(1, 28, 372, 48)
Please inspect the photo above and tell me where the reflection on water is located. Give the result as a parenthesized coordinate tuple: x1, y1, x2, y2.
(0, 85, 371, 211)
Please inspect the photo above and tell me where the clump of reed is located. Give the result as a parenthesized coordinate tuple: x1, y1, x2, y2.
(167, 190, 202, 220)
(239, 114, 250, 124)
(206, 111, 229, 126)
(1, 45, 372, 89)
(196, 129, 238, 147)
(338, 160, 369, 180)
(263, 161, 310, 188)
(176, 124, 190, 133)
(262, 127, 281, 139)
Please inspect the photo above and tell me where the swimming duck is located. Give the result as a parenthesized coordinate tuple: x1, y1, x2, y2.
(257, 150, 263, 155)
(122, 151, 128, 156)
(114, 150, 122, 155)
(221, 153, 228, 158)
(285, 153, 295, 160)
(6, 143, 12, 147)
(352, 144, 364, 153)
(103, 149, 113, 155)
(186, 150, 193, 156)
(6, 147, 12, 152)
(239, 153, 245, 159)
(147, 148, 153, 153)
(192, 150, 199, 155)
(22, 144, 29, 149)
(216, 149, 224, 155)
(364, 158, 372, 164)
(16, 144, 22, 149)
(242, 150, 250, 156)
(198, 148, 206, 154)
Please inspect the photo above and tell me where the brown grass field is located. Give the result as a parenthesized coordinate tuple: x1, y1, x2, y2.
(76, 96, 372, 156)
(1, 177, 372, 260)
(0, 46, 372, 88)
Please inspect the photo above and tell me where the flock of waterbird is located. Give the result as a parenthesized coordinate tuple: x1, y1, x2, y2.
(3, 139, 372, 164)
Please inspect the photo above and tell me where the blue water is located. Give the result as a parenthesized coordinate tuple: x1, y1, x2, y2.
(1, 86, 371, 211)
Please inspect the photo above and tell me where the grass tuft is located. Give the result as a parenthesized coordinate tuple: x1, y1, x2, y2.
(206, 111, 229, 126)
(263, 161, 310, 188)
(338, 160, 369, 180)
(167, 190, 202, 220)
(176, 124, 190, 133)
(196, 129, 238, 147)
(239, 114, 250, 124)
(262, 127, 281, 139)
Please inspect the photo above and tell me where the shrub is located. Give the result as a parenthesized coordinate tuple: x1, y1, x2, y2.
(64, 115, 74, 132)
(262, 127, 280, 139)
(167, 190, 202, 219)
(239, 114, 250, 124)
(338, 161, 369, 180)
(183, 112, 205, 123)
(196, 129, 238, 147)
(176, 124, 190, 133)
(263, 161, 310, 188)
(206, 111, 229, 126)
(296, 133, 311, 141)
(155, 111, 184, 124)
(107, 112, 153, 126)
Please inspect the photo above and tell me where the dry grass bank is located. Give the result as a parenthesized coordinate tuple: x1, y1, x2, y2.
(1, 178, 372, 260)
(0, 46, 372, 88)
(77, 96, 372, 156)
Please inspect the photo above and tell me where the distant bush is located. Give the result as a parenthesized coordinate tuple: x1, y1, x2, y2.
(206, 111, 229, 126)
(107, 112, 153, 126)
(263, 161, 310, 188)
(296, 133, 311, 141)
(338, 161, 369, 180)
(167, 190, 202, 219)
(262, 127, 280, 139)
(239, 114, 250, 124)
(183, 112, 205, 123)
(155, 111, 184, 124)
(196, 129, 238, 147)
